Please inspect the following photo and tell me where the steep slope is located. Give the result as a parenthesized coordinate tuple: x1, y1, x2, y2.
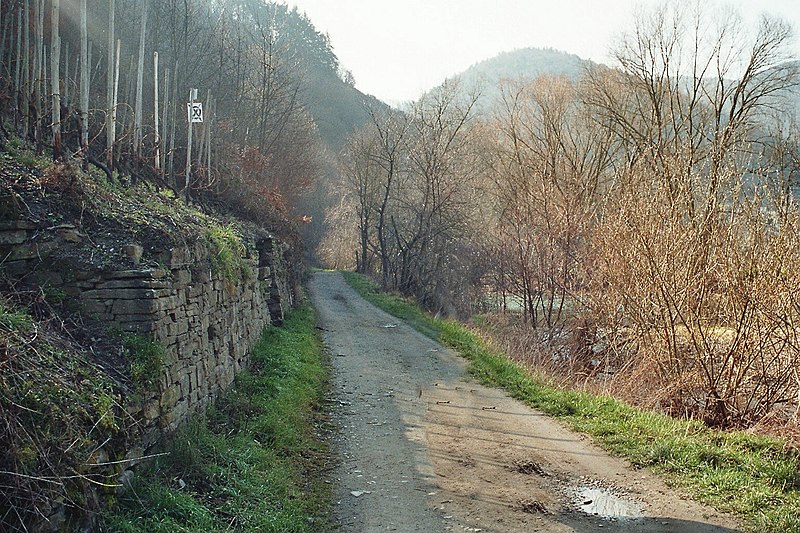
(303, 69, 388, 152)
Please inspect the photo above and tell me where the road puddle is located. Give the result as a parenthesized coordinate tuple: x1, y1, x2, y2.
(574, 486, 644, 519)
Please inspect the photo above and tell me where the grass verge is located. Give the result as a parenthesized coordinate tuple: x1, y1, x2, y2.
(342, 271, 800, 532)
(102, 302, 332, 532)
(341, 272, 440, 338)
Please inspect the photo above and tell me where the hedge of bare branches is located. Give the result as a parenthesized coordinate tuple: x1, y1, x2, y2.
(485, 5, 800, 427)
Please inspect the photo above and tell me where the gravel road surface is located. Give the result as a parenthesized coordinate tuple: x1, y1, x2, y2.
(309, 271, 742, 533)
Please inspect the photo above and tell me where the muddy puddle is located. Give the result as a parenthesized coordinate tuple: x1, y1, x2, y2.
(574, 486, 644, 519)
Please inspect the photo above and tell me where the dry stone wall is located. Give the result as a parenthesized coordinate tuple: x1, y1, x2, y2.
(0, 219, 294, 442)
(77, 240, 292, 437)
(1, 213, 297, 531)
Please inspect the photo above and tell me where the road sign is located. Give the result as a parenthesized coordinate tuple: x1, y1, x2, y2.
(187, 101, 204, 123)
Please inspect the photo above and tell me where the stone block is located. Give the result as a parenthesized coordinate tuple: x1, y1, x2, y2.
(10, 241, 57, 261)
(29, 270, 64, 287)
(122, 244, 144, 266)
(165, 247, 191, 269)
(117, 321, 158, 334)
(58, 228, 85, 243)
(160, 384, 181, 410)
(114, 312, 159, 325)
(105, 269, 168, 281)
(81, 299, 111, 315)
(162, 346, 179, 369)
(180, 371, 191, 397)
(174, 319, 189, 337)
(190, 389, 202, 405)
(0, 220, 36, 231)
(156, 295, 180, 312)
(95, 279, 171, 291)
(0, 259, 33, 277)
(161, 398, 189, 432)
(172, 269, 191, 288)
(0, 230, 28, 245)
(112, 298, 158, 315)
(142, 399, 160, 421)
(83, 288, 159, 300)
(193, 269, 211, 283)
(188, 285, 204, 299)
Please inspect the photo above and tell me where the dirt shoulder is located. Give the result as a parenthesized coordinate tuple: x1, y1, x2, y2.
(309, 271, 742, 532)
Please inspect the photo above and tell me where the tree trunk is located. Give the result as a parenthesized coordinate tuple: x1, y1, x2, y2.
(14, 8, 21, 127)
(133, 0, 147, 158)
(87, 39, 92, 84)
(185, 88, 195, 201)
(120, 53, 134, 142)
(206, 96, 209, 188)
(168, 61, 178, 186)
(109, 38, 120, 170)
(160, 66, 170, 174)
(50, 0, 61, 160)
(22, 0, 29, 140)
(79, 0, 89, 161)
(153, 51, 160, 170)
(105, 0, 115, 168)
(62, 41, 69, 106)
(32, 0, 43, 151)
(196, 90, 208, 176)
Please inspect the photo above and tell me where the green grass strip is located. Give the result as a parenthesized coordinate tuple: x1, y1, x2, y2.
(103, 302, 332, 532)
(341, 272, 441, 338)
(342, 271, 800, 532)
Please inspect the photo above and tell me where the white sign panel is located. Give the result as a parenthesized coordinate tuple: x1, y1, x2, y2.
(187, 102, 204, 123)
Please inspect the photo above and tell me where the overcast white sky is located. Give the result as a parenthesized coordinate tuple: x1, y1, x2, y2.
(284, 0, 800, 106)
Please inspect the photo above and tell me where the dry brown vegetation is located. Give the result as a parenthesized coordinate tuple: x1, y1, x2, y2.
(326, 3, 800, 429)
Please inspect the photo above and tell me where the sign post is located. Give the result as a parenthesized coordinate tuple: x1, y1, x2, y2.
(185, 88, 199, 201)
(188, 101, 203, 123)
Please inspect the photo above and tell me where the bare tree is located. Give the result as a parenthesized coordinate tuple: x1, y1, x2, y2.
(340, 104, 433, 289)
(22, 0, 29, 140)
(105, 0, 115, 168)
(366, 106, 409, 286)
(14, 6, 22, 127)
(185, 87, 195, 200)
(394, 81, 481, 313)
(153, 50, 159, 170)
(50, 0, 61, 160)
(577, 3, 800, 424)
(133, 0, 147, 160)
(168, 60, 177, 184)
(31, 0, 42, 150)
(79, 0, 88, 159)
(160, 64, 170, 173)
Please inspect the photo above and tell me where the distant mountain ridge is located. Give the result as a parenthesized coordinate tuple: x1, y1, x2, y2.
(446, 48, 800, 119)
(450, 47, 593, 108)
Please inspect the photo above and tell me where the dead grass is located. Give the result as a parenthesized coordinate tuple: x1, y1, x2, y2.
(474, 309, 800, 444)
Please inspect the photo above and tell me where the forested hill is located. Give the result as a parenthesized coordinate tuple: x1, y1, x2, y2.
(455, 47, 592, 106)
(281, 7, 386, 151)
(304, 68, 386, 152)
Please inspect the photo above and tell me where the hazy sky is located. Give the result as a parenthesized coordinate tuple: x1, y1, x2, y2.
(284, 0, 800, 105)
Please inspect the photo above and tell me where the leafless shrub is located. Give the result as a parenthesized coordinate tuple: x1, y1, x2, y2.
(480, 2, 800, 429)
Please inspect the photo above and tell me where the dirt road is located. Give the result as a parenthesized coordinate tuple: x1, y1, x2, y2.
(309, 271, 743, 532)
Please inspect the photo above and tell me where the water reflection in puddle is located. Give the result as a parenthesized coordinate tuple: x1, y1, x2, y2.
(575, 486, 644, 519)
